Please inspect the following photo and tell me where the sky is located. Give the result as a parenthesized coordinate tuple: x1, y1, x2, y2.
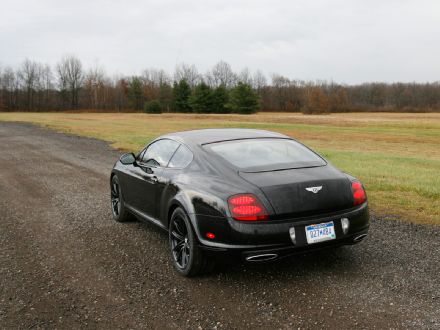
(0, 0, 439, 84)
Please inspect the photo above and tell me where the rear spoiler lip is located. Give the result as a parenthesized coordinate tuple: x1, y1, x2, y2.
(200, 136, 292, 146)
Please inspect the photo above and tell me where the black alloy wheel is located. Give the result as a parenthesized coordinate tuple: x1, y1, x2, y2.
(168, 207, 213, 276)
(111, 179, 121, 217)
(170, 213, 191, 269)
(110, 175, 132, 222)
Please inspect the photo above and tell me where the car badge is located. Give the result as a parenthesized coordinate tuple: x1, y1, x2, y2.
(305, 186, 322, 194)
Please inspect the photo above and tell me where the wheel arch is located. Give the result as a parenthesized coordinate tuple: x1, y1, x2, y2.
(166, 194, 202, 242)
(110, 171, 116, 183)
(110, 168, 121, 184)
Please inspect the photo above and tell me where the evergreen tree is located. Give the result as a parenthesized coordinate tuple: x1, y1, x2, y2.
(226, 82, 260, 114)
(159, 82, 173, 112)
(172, 79, 192, 112)
(128, 77, 143, 110)
(190, 82, 213, 113)
(144, 100, 162, 114)
(212, 84, 229, 113)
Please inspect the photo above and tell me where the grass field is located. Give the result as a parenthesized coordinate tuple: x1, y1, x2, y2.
(1, 112, 439, 225)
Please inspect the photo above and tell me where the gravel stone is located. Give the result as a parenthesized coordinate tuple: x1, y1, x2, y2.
(0, 122, 439, 329)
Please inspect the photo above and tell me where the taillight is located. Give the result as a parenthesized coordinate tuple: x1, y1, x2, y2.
(228, 194, 269, 221)
(352, 181, 367, 205)
(206, 232, 216, 239)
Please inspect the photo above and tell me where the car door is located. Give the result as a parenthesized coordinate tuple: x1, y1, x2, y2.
(156, 144, 194, 226)
(126, 139, 179, 219)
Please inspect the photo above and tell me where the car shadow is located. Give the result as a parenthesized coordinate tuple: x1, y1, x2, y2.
(213, 245, 363, 278)
(131, 217, 366, 280)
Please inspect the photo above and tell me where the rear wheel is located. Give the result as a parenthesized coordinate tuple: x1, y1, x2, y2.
(169, 207, 213, 277)
(110, 175, 133, 222)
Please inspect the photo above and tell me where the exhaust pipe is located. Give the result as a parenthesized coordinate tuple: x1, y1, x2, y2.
(353, 234, 367, 243)
(245, 253, 278, 262)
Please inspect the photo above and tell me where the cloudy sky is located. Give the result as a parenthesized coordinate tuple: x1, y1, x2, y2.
(1, 0, 439, 83)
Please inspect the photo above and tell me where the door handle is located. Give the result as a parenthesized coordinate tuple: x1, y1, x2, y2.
(150, 176, 158, 183)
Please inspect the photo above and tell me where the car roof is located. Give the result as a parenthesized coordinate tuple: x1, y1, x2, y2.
(161, 128, 289, 146)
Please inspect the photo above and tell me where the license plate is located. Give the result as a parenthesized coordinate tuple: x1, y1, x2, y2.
(305, 221, 336, 244)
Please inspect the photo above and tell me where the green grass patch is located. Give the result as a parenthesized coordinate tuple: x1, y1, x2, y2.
(1, 112, 439, 225)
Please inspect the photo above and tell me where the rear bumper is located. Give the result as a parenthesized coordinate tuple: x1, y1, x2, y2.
(240, 228, 368, 262)
(196, 202, 370, 259)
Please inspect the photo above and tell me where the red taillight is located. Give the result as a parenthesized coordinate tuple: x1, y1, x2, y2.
(352, 181, 366, 205)
(228, 194, 269, 221)
(206, 232, 215, 239)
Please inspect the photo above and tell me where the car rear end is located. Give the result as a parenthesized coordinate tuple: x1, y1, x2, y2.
(198, 137, 370, 261)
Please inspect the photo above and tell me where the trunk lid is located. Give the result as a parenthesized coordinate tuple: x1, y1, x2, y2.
(239, 165, 353, 218)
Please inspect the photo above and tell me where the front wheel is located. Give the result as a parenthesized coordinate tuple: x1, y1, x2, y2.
(110, 175, 133, 222)
(169, 207, 213, 277)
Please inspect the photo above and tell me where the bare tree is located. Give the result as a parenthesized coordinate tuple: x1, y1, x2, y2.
(206, 61, 237, 88)
(304, 86, 330, 113)
(238, 68, 252, 85)
(40, 64, 53, 109)
(174, 63, 199, 88)
(0, 65, 3, 110)
(143, 68, 171, 88)
(18, 59, 40, 110)
(271, 74, 291, 111)
(252, 70, 267, 91)
(0, 65, 4, 111)
(84, 64, 107, 108)
(56, 56, 83, 109)
(1, 67, 18, 110)
(113, 76, 128, 112)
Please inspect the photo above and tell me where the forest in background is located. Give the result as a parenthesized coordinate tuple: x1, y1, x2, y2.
(1, 56, 439, 114)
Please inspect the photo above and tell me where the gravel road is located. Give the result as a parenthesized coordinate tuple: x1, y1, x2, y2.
(0, 122, 439, 329)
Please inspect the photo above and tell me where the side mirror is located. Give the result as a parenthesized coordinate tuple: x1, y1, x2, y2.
(119, 152, 136, 165)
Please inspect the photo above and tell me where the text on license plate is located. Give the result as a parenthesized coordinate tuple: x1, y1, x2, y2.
(305, 221, 336, 244)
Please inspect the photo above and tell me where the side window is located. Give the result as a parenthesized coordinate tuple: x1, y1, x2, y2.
(168, 144, 193, 168)
(141, 139, 179, 167)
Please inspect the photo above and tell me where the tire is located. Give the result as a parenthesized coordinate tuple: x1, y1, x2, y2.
(110, 175, 133, 222)
(168, 207, 214, 277)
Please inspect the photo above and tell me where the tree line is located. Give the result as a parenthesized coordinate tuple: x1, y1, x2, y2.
(1, 56, 439, 114)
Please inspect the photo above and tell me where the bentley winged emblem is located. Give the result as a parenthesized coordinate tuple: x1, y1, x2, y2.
(305, 186, 322, 194)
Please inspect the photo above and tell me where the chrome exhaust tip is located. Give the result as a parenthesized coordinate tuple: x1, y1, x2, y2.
(245, 253, 278, 262)
(353, 234, 367, 243)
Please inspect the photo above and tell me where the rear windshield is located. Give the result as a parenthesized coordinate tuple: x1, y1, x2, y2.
(205, 138, 326, 172)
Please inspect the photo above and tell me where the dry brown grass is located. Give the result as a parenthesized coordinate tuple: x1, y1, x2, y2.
(1, 112, 439, 225)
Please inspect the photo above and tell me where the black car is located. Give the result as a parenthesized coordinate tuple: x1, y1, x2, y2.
(110, 129, 369, 276)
